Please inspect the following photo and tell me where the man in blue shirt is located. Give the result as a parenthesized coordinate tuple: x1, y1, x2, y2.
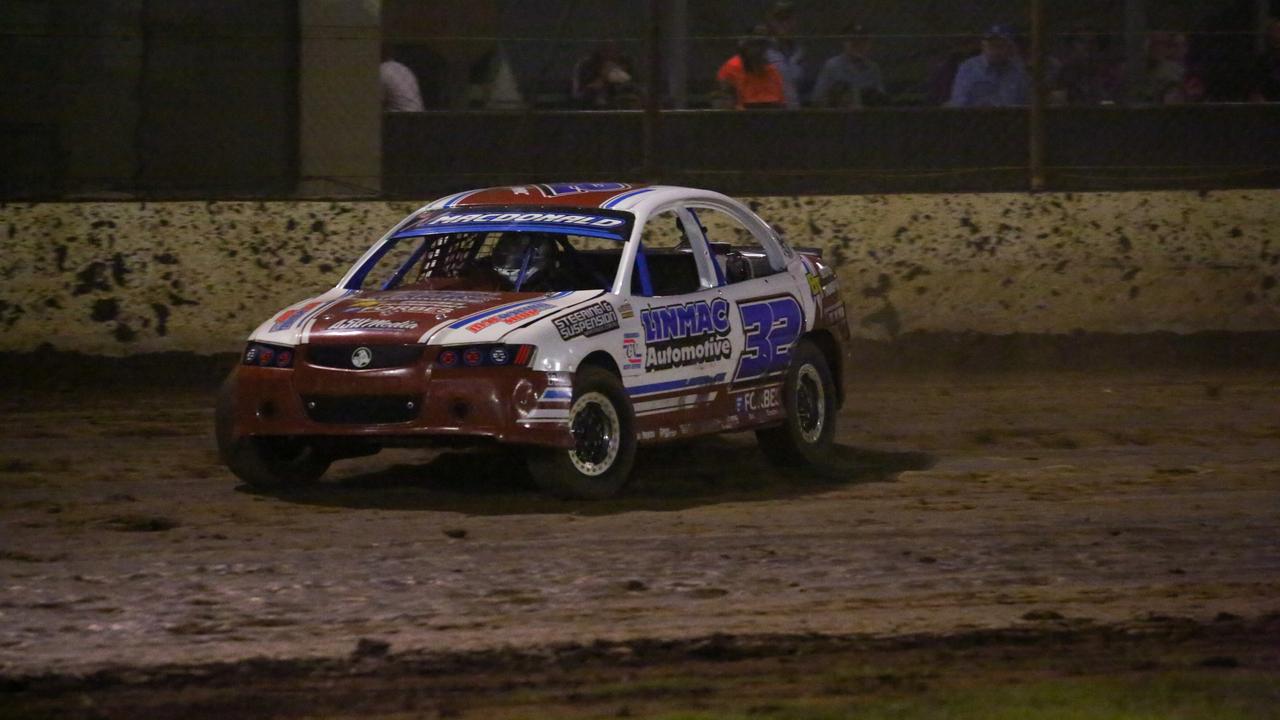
(811, 23, 887, 107)
(764, 2, 805, 108)
(948, 24, 1030, 107)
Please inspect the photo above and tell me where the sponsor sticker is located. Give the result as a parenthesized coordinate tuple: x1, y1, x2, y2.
(426, 211, 625, 229)
(733, 385, 783, 414)
(807, 273, 823, 298)
(823, 302, 847, 325)
(619, 301, 635, 319)
(538, 182, 630, 197)
(270, 301, 324, 332)
(345, 292, 501, 319)
(640, 298, 733, 372)
(465, 302, 556, 332)
(553, 302, 620, 341)
(622, 332, 643, 371)
(329, 318, 419, 331)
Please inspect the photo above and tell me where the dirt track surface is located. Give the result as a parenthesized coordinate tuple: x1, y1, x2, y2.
(1, 370, 1279, 677)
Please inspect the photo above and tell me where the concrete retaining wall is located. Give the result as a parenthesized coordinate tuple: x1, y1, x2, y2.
(1, 191, 1277, 356)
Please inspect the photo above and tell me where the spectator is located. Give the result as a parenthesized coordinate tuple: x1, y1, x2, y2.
(1049, 30, 1121, 105)
(811, 23, 886, 108)
(1133, 31, 1188, 104)
(1249, 18, 1280, 102)
(380, 45, 425, 113)
(928, 41, 980, 105)
(716, 33, 785, 109)
(948, 25, 1030, 107)
(763, 2, 805, 108)
(572, 41, 639, 109)
(1165, 33, 1211, 103)
(466, 44, 524, 110)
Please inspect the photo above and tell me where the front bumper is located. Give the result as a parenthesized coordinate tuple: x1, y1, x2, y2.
(225, 346, 574, 449)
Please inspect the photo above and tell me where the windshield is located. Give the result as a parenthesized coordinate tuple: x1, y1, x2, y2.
(347, 207, 634, 293)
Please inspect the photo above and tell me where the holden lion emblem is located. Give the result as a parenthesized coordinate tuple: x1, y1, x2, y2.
(350, 346, 373, 369)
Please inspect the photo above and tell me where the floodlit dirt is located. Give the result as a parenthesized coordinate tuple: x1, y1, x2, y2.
(1, 369, 1278, 703)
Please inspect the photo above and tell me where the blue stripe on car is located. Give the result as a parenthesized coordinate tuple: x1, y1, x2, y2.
(441, 190, 473, 208)
(602, 188, 656, 208)
(627, 373, 726, 397)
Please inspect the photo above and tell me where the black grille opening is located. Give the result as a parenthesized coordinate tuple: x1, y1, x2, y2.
(303, 395, 422, 425)
(307, 345, 424, 370)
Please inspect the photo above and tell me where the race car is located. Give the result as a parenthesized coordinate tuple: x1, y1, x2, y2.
(216, 183, 851, 498)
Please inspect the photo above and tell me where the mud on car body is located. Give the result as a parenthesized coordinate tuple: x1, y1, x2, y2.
(217, 183, 852, 498)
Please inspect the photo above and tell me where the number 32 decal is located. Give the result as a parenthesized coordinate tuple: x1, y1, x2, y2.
(735, 296, 803, 381)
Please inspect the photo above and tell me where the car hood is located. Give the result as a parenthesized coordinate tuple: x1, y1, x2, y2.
(251, 288, 604, 346)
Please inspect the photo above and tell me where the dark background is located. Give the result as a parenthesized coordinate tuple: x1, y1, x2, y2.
(2, 0, 1278, 199)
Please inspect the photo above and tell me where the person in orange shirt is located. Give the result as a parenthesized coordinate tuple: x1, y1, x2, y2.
(716, 34, 785, 109)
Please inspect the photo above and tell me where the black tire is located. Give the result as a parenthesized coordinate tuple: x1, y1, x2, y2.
(756, 338, 838, 468)
(215, 375, 330, 488)
(527, 365, 637, 499)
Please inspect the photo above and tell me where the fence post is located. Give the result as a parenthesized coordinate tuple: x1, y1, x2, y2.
(1124, 0, 1147, 103)
(643, 0, 663, 181)
(1029, 0, 1047, 192)
(666, 0, 688, 110)
(1258, 0, 1272, 54)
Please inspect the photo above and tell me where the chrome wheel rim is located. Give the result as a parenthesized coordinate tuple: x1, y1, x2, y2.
(796, 365, 826, 444)
(569, 392, 621, 476)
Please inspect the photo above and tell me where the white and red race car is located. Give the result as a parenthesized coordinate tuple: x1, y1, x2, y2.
(216, 183, 851, 498)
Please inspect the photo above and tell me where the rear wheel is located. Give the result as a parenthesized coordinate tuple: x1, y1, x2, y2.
(527, 366, 637, 499)
(756, 338, 837, 468)
(216, 375, 330, 488)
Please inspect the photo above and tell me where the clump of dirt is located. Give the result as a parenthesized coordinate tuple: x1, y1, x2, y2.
(101, 514, 180, 532)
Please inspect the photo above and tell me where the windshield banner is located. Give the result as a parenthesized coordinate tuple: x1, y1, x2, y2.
(397, 207, 631, 237)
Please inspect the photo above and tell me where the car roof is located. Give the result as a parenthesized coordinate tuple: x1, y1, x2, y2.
(424, 183, 735, 215)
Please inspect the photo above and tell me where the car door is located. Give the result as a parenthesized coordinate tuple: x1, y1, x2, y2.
(623, 205, 736, 437)
(683, 202, 808, 423)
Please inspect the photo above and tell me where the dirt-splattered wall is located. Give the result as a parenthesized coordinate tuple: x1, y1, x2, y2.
(1, 191, 1277, 355)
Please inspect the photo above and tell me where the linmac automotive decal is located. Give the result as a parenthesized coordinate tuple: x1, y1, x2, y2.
(640, 298, 733, 371)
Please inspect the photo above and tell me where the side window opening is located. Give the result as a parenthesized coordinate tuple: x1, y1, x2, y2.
(693, 207, 781, 285)
(633, 209, 703, 296)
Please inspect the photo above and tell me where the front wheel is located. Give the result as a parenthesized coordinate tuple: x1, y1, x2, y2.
(756, 338, 838, 468)
(527, 366, 637, 499)
(216, 375, 330, 489)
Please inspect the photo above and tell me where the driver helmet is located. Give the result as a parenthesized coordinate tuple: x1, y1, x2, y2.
(490, 232, 558, 288)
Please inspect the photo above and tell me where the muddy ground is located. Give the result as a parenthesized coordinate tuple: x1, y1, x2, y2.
(1, 366, 1278, 714)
